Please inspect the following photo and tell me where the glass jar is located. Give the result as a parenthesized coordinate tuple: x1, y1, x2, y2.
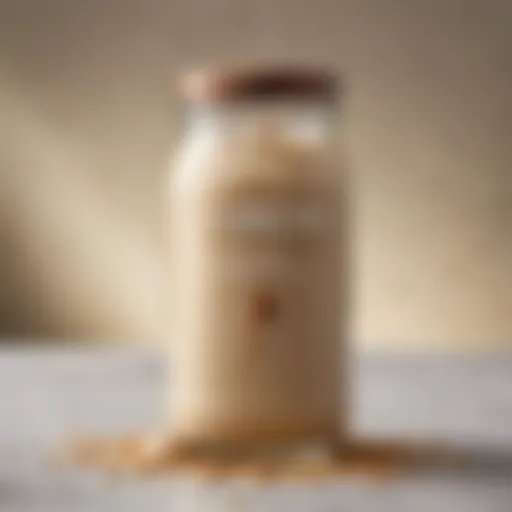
(168, 67, 348, 454)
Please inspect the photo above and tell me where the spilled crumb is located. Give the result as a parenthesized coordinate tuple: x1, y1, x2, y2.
(60, 432, 446, 483)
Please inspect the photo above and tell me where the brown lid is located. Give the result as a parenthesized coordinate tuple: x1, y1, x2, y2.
(179, 65, 341, 105)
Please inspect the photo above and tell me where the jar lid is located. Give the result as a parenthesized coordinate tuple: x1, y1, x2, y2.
(179, 65, 341, 105)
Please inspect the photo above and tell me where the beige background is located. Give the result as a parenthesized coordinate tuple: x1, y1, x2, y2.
(0, 0, 510, 350)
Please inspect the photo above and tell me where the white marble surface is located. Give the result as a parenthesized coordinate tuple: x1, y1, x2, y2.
(0, 347, 512, 511)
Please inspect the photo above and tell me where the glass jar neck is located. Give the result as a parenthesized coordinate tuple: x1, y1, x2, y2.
(186, 100, 335, 144)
